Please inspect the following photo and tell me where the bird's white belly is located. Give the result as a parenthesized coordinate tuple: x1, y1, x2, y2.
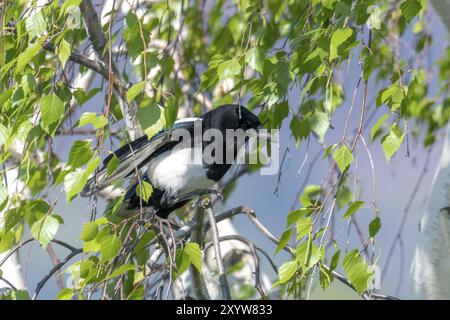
(147, 147, 213, 196)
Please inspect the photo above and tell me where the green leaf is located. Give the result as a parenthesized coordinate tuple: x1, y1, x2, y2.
(333, 145, 354, 172)
(342, 249, 373, 295)
(184, 242, 202, 272)
(61, 0, 82, 15)
(369, 217, 382, 238)
(276, 228, 294, 254)
(100, 234, 122, 261)
(80, 222, 98, 241)
(377, 85, 404, 109)
(136, 181, 153, 202)
(401, 0, 422, 22)
(381, 128, 403, 161)
(309, 112, 329, 140)
(15, 41, 42, 75)
(246, 47, 265, 74)
(56, 288, 74, 300)
(343, 201, 364, 219)
(106, 154, 120, 176)
(330, 28, 353, 61)
(278, 260, 298, 284)
(217, 59, 241, 79)
(164, 96, 178, 129)
(31, 215, 60, 248)
(68, 140, 93, 169)
(11, 290, 30, 300)
(127, 81, 146, 103)
(371, 114, 390, 141)
(57, 39, 71, 69)
(64, 156, 100, 202)
(323, 144, 338, 159)
(107, 264, 135, 279)
(330, 249, 341, 271)
(40, 93, 65, 135)
(78, 112, 108, 129)
(290, 116, 309, 144)
(0, 181, 7, 206)
(25, 12, 46, 38)
(296, 217, 312, 240)
(295, 240, 321, 271)
(142, 104, 166, 139)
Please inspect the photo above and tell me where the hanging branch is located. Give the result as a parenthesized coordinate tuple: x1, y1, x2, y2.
(78, 0, 142, 139)
(202, 198, 231, 300)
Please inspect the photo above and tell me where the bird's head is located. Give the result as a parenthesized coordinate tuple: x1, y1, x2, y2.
(202, 104, 265, 132)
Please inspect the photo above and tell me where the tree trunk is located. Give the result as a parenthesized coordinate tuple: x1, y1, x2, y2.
(408, 1, 450, 299)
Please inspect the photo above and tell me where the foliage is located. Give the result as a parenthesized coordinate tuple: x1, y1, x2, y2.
(0, 0, 443, 300)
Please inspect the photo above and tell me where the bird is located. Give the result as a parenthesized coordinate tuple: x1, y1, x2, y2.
(82, 104, 268, 219)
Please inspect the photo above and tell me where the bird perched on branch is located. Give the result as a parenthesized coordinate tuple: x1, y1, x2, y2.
(82, 104, 269, 218)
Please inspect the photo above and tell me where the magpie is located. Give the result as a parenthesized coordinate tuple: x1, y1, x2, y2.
(82, 104, 266, 219)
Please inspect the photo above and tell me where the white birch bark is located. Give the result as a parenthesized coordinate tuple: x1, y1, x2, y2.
(408, 0, 450, 299)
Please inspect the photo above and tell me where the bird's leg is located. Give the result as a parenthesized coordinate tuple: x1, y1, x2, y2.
(160, 189, 223, 209)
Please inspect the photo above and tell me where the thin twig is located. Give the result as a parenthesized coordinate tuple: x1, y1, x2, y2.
(203, 198, 231, 300)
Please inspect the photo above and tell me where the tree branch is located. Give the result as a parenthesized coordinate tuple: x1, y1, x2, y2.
(202, 199, 231, 300)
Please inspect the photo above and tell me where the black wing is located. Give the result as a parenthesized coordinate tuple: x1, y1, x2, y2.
(82, 119, 200, 196)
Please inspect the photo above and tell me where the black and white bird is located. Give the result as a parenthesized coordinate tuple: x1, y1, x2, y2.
(82, 104, 266, 219)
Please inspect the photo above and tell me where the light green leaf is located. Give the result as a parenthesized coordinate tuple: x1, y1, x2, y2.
(296, 240, 322, 271)
(64, 156, 100, 202)
(246, 47, 265, 74)
(369, 217, 382, 238)
(371, 114, 390, 141)
(330, 28, 353, 61)
(0, 124, 10, 147)
(107, 264, 135, 280)
(127, 81, 146, 103)
(100, 234, 122, 261)
(106, 154, 120, 176)
(296, 217, 312, 240)
(323, 143, 338, 159)
(0, 181, 7, 205)
(66, 5, 82, 30)
(309, 112, 329, 140)
(68, 140, 93, 169)
(78, 112, 108, 129)
(184, 242, 202, 272)
(56, 288, 74, 300)
(217, 59, 241, 80)
(25, 12, 46, 38)
(381, 128, 403, 161)
(276, 228, 294, 254)
(31, 215, 59, 248)
(15, 41, 41, 74)
(136, 181, 153, 203)
(343, 201, 364, 219)
(57, 39, 71, 69)
(40, 93, 65, 135)
(79, 222, 98, 241)
(333, 145, 354, 172)
(278, 260, 298, 284)
(164, 96, 178, 129)
(342, 249, 373, 295)
(61, 0, 82, 15)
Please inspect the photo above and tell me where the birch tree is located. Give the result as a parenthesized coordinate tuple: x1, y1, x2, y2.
(0, 0, 445, 300)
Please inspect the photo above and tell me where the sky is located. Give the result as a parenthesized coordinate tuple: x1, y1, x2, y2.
(8, 5, 450, 300)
